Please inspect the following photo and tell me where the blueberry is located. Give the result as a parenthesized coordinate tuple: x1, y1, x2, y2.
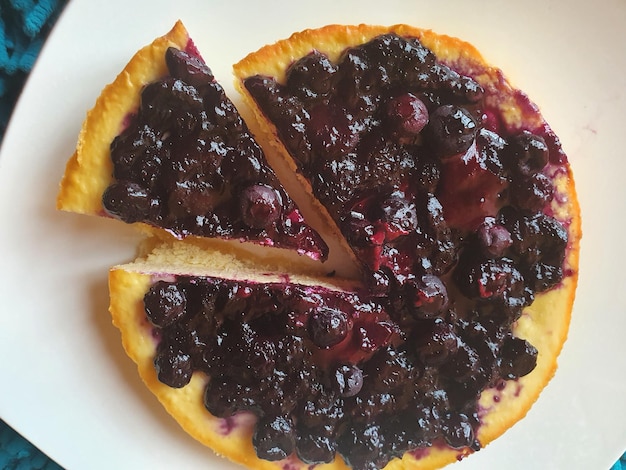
(365, 346, 417, 392)
(384, 93, 429, 138)
(165, 47, 214, 88)
(476, 128, 506, 176)
(144, 281, 187, 327)
(379, 192, 418, 239)
(308, 306, 350, 348)
(154, 341, 192, 388)
(510, 172, 554, 211)
(167, 179, 223, 218)
(102, 180, 151, 223)
(203, 374, 260, 417)
(164, 149, 223, 190)
(297, 382, 344, 428)
(528, 261, 564, 292)
(140, 78, 203, 133)
(286, 50, 337, 100)
(110, 123, 166, 183)
(210, 97, 245, 134)
(221, 148, 263, 186)
(334, 364, 364, 398)
(426, 104, 477, 157)
(307, 103, 360, 157)
(338, 47, 378, 97)
(253, 414, 296, 461)
(499, 336, 538, 379)
(410, 274, 449, 318)
(440, 341, 481, 382)
(245, 337, 277, 378)
(296, 428, 337, 464)
(402, 43, 437, 87)
(369, 269, 391, 296)
(338, 422, 386, 470)
(362, 137, 414, 188)
(414, 319, 459, 366)
(506, 131, 549, 176)
(239, 183, 283, 229)
(455, 256, 524, 301)
(431, 63, 484, 103)
(442, 413, 475, 449)
(504, 211, 568, 269)
(476, 217, 513, 258)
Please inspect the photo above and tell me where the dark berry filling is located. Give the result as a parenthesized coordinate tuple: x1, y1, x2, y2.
(244, 33, 569, 285)
(102, 46, 328, 260)
(139, 34, 573, 470)
(145, 270, 541, 469)
(221, 32, 574, 468)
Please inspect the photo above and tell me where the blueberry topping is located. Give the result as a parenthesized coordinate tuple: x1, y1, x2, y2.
(138, 33, 573, 470)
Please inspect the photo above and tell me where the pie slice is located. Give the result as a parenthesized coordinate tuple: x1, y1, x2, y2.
(109, 240, 381, 469)
(234, 24, 579, 286)
(57, 21, 328, 261)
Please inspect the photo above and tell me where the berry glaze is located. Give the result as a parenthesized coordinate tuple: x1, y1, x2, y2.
(141, 34, 576, 470)
(101, 46, 328, 261)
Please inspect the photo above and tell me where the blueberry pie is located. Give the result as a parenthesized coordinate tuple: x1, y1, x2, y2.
(60, 22, 581, 470)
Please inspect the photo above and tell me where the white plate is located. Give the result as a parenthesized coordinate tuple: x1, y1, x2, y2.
(1, 0, 625, 469)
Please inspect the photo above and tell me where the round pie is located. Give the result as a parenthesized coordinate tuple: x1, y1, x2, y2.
(59, 21, 581, 470)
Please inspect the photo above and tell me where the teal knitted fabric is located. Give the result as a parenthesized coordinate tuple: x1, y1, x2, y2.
(0, 0, 68, 136)
(0, 420, 62, 470)
(612, 452, 626, 470)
